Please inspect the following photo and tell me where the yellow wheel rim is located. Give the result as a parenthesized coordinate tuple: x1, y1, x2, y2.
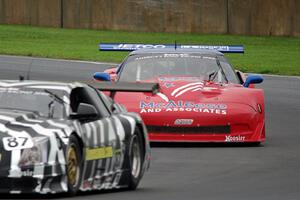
(67, 146, 78, 186)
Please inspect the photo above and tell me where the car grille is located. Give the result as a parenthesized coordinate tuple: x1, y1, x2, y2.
(147, 125, 230, 134)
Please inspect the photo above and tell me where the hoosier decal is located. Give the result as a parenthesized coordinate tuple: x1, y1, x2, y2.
(225, 135, 245, 142)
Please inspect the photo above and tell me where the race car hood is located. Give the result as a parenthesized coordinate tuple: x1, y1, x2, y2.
(112, 77, 264, 130)
(114, 77, 264, 114)
(0, 109, 51, 128)
(0, 109, 71, 138)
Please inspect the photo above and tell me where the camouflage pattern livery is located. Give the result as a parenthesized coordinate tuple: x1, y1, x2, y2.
(0, 80, 150, 194)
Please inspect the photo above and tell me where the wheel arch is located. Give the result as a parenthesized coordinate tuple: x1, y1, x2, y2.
(135, 122, 146, 155)
(69, 132, 84, 157)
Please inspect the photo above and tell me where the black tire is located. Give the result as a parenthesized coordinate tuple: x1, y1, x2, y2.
(127, 128, 145, 190)
(66, 135, 82, 196)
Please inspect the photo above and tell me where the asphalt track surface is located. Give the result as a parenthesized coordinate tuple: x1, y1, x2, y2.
(0, 55, 299, 200)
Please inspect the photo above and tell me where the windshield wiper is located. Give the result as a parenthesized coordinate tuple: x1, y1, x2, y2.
(208, 69, 219, 82)
(44, 89, 68, 118)
(44, 89, 68, 105)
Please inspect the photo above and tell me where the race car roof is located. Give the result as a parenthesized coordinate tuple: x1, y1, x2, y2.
(129, 48, 224, 56)
(0, 80, 86, 90)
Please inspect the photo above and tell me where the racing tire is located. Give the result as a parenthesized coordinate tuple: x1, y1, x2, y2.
(127, 128, 145, 190)
(66, 135, 82, 196)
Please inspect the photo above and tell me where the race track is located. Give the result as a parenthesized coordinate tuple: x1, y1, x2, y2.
(0, 55, 299, 200)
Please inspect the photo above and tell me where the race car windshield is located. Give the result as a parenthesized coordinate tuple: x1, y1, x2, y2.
(119, 53, 239, 83)
(0, 88, 65, 118)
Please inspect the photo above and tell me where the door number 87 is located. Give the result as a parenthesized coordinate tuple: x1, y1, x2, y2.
(2, 136, 34, 151)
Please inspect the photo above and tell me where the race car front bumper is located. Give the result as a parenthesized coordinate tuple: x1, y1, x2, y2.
(0, 163, 67, 194)
(147, 121, 265, 143)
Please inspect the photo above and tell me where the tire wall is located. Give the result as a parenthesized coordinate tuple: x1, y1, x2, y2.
(0, 0, 299, 36)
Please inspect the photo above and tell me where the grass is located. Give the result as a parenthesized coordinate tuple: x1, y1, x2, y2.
(0, 24, 300, 76)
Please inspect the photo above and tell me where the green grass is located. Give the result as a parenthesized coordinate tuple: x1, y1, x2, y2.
(0, 24, 300, 75)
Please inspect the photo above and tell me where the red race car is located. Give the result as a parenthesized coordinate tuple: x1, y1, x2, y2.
(94, 43, 265, 144)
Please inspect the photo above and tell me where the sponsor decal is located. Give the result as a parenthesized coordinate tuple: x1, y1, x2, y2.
(118, 44, 166, 50)
(174, 119, 194, 125)
(21, 169, 34, 177)
(225, 135, 245, 142)
(181, 45, 229, 51)
(139, 100, 227, 115)
(135, 53, 216, 61)
(0, 87, 48, 96)
(85, 146, 113, 161)
(135, 53, 217, 60)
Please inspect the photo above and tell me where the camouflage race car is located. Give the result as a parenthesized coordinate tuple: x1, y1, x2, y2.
(0, 80, 151, 195)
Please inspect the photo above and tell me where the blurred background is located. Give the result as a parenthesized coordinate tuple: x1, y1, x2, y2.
(0, 0, 299, 36)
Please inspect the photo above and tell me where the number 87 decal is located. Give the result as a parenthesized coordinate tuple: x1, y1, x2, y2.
(2, 136, 34, 151)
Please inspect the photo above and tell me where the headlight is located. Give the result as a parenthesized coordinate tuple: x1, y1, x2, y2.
(18, 137, 48, 167)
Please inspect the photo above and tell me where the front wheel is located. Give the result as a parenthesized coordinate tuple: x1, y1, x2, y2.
(66, 135, 82, 196)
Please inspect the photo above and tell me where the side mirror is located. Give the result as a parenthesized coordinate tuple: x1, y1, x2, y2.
(93, 72, 111, 81)
(243, 75, 263, 87)
(70, 103, 98, 119)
